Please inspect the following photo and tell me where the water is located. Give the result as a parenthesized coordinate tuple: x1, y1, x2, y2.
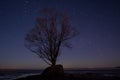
(65, 68, 120, 77)
(0, 68, 120, 80)
(0, 70, 42, 80)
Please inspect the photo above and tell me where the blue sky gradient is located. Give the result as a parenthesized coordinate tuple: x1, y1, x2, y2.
(0, 0, 120, 69)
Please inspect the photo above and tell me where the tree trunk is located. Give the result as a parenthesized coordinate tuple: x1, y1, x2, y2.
(51, 59, 56, 66)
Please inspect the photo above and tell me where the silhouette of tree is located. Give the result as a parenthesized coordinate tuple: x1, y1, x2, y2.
(25, 8, 77, 66)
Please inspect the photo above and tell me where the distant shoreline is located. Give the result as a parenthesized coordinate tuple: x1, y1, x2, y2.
(1, 66, 120, 70)
(1, 67, 120, 71)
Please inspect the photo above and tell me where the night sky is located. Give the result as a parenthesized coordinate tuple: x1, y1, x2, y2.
(0, 0, 120, 69)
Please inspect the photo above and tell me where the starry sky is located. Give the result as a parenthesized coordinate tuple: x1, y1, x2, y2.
(0, 0, 120, 69)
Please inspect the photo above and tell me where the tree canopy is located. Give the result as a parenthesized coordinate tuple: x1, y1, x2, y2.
(25, 8, 77, 66)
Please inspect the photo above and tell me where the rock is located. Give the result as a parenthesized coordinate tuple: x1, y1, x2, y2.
(42, 64, 64, 78)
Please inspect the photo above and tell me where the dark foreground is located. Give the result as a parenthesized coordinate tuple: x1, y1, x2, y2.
(15, 73, 120, 80)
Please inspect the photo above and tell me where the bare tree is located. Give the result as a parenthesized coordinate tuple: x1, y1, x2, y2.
(25, 8, 77, 66)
